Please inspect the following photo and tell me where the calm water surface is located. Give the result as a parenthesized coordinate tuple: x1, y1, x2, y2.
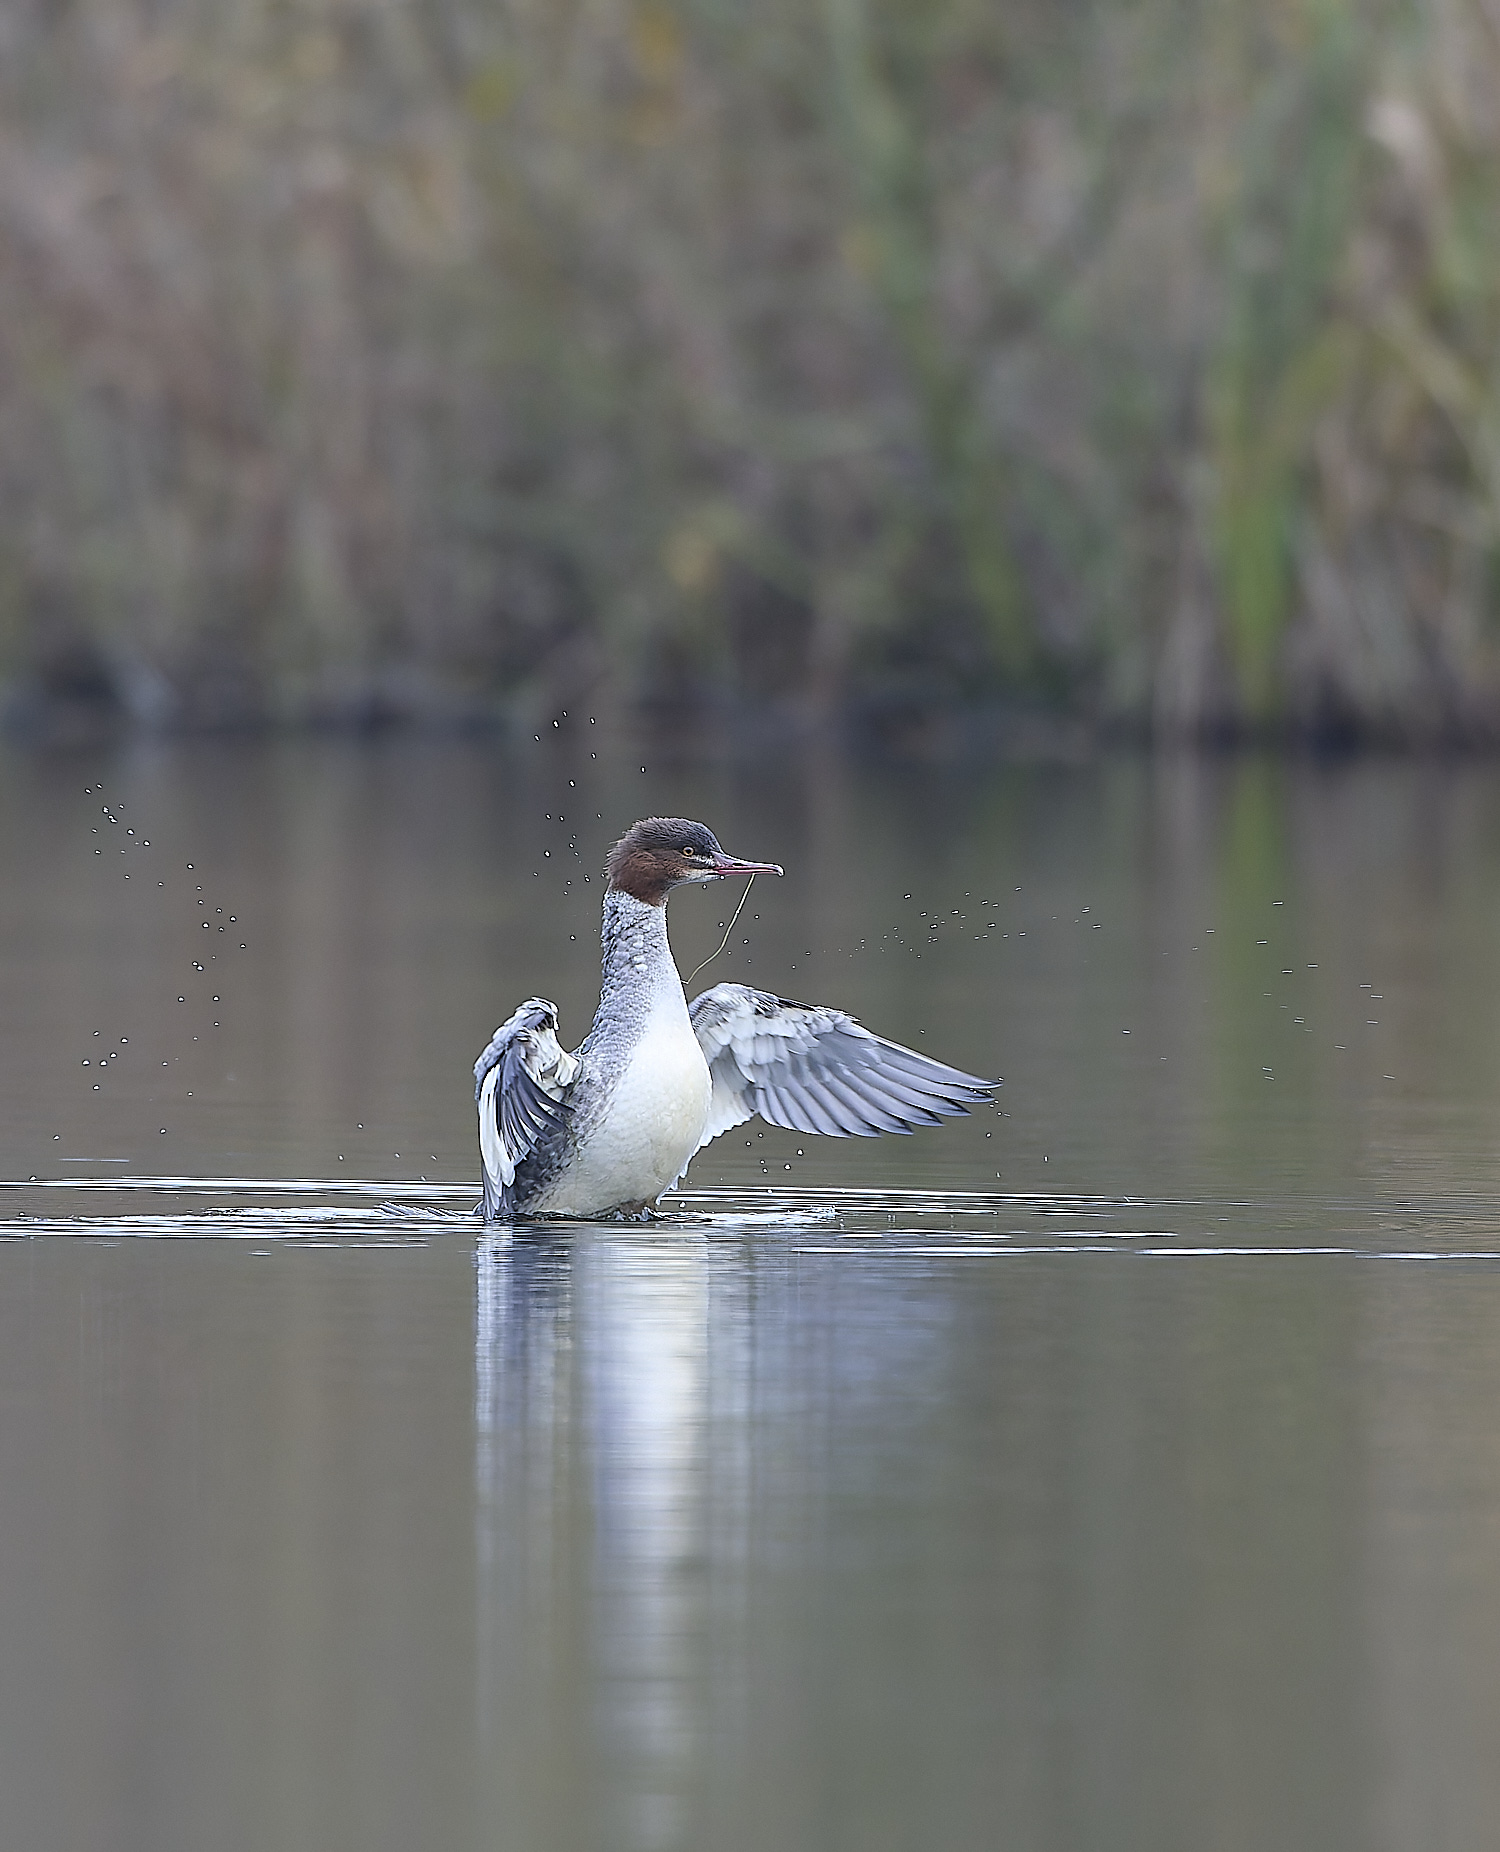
(3, 739, 1500, 1850)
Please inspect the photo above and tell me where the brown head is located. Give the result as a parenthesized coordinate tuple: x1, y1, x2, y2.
(605, 817, 783, 906)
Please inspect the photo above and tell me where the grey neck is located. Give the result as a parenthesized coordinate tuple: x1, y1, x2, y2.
(595, 890, 684, 1028)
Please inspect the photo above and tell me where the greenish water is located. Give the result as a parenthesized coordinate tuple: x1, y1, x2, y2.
(3, 739, 1500, 1851)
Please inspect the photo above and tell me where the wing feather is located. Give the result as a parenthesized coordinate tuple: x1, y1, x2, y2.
(771, 1078, 847, 1139)
(689, 982, 996, 1152)
(838, 1063, 951, 1117)
(474, 999, 580, 1217)
(827, 1070, 930, 1132)
(797, 1070, 900, 1137)
(813, 1072, 897, 1136)
(755, 1080, 805, 1133)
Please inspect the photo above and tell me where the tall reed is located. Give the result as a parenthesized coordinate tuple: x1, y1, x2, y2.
(2, 0, 1500, 741)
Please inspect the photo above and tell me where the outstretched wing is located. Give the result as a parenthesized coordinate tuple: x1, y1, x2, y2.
(474, 999, 580, 1217)
(689, 982, 995, 1150)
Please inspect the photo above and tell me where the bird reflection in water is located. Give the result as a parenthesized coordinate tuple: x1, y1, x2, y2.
(474, 1226, 722, 1852)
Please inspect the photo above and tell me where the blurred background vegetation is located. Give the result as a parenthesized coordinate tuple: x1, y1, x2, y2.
(4, 0, 1500, 744)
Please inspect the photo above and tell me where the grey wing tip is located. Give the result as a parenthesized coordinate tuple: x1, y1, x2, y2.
(878, 1046, 998, 1096)
(911, 1052, 1000, 1094)
(896, 1055, 998, 1118)
(478, 1176, 507, 1220)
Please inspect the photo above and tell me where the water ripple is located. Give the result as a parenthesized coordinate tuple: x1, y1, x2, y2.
(1, 1176, 1499, 1254)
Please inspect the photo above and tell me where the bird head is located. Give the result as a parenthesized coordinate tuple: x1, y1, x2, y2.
(605, 817, 783, 905)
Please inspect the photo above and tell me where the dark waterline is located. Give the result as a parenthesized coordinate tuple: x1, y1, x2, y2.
(3, 739, 1500, 1850)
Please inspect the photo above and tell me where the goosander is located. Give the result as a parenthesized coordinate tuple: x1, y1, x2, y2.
(475, 816, 995, 1220)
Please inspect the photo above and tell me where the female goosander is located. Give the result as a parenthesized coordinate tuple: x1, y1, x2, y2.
(475, 816, 995, 1220)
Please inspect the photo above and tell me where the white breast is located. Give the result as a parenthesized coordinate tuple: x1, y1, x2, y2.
(534, 1011, 711, 1217)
